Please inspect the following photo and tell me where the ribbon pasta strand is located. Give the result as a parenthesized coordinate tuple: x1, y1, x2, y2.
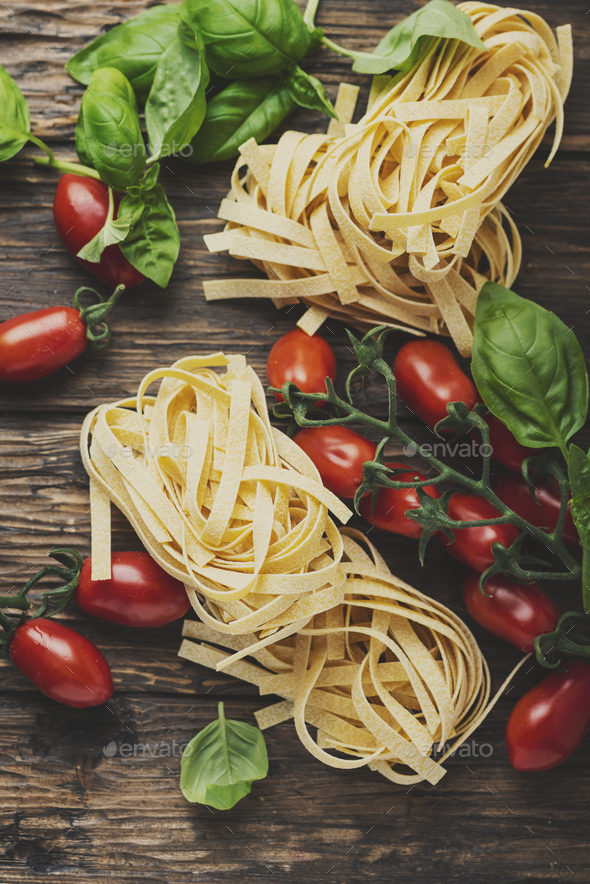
(202, 3, 572, 356)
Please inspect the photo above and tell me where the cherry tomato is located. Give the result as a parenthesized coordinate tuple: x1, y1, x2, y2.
(495, 474, 578, 546)
(463, 570, 559, 653)
(359, 461, 440, 538)
(0, 306, 87, 383)
(485, 413, 537, 473)
(9, 618, 113, 708)
(506, 661, 590, 772)
(53, 174, 144, 289)
(293, 426, 376, 498)
(267, 329, 337, 403)
(441, 494, 519, 571)
(76, 552, 190, 628)
(394, 339, 477, 428)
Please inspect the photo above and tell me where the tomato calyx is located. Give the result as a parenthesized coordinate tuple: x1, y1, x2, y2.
(0, 548, 82, 651)
(534, 611, 590, 670)
(73, 283, 125, 350)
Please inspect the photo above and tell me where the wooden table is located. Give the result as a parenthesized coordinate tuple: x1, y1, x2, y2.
(1, 2, 589, 881)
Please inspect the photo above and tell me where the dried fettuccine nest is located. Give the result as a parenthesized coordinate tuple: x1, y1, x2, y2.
(203, 2, 572, 356)
(80, 352, 352, 640)
(179, 529, 528, 785)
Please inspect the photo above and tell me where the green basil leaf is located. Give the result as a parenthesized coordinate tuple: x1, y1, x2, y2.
(0, 63, 31, 162)
(67, 4, 181, 102)
(569, 445, 590, 547)
(180, 703, 268, 810)
(285, 65, 337, 119)
(77, 195, 144, 263)
(179, 0, 310, 78)
(472, 281, 589, 454)
(145, 23, 209, 159)
(120, 183, 179, 287)
(185, 77, 295, 164)
(76, 67, 137, 168)
(352, 0, 487, 75)
(127, 162, 160, 196)
(83, 92, 146, 190)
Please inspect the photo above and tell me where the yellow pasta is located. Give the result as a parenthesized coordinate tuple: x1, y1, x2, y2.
(179, 529, 529, 785)
(202, 3, 572, 355)
(81, 352, 528, 786)
(80, 352, 352, 640)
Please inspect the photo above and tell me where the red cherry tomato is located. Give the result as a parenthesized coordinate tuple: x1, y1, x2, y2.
(506, 661, 590, 771)
(495, 474, 578, 546)
(442, 494, 519, 571)
(359, 461, 440, 538)
(9, 618, 113, 708)
(393, 339, 477, 428)
(485, 414, 537, 472)
(267, 329, 337, 403)
(293, 426, 376, 498)
(76, 552, 190, 628)
(463, 570, 559, 653)
(53, 174, 144, 289)
(0, 306, 87, 383)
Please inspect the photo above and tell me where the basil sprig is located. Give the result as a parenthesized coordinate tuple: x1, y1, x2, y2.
(472, 282, 589, 457)
(145, 20, 209, 161)
(67, 4, 182, 102)
(180, 702, 268, 810)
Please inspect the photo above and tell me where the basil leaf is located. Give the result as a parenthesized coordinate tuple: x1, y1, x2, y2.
(83, 92, 146, 190)
(186, 77, 295, 164)
(76, 67, 137, 168)
(179, 0, 310, 78)
(120, 183, 179, 287)
(77, 195, 144, 263)
(0, 63, 31, 162)
(472, 281, 589, 454)
(286, 65, 337, 119)
(180, 703, 268, 810)
(352, 0, 487, 75)
(128, 162, 160, 196)
(145, 23, 209, 159)
(569, 445, 590, 547)
(67, 4, 181, 102)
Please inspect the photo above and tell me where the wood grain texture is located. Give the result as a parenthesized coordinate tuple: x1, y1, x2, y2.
(1, 1, 589, 881)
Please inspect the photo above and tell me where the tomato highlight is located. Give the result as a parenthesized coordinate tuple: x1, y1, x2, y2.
(495, 474, 578, 546)
(76, 552, 190, 628)
(267, 328, 336, 403)
(9, 618, 114, 708)
(463, 570, 559, 653)
(293, 426, 376, 498)
(359, 461, 440, 538)
(441, 494, 519, 571)
(0, 306, 87, 383)
(53, 174, 144, 289)
(506, 662, 590, 772)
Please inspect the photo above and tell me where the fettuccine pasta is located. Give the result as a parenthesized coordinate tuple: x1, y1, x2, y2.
(179, 529, 528, 785)
(202, 2, 572, 355)
(80, 352, 352, 641)
(81, 352, 525, 787)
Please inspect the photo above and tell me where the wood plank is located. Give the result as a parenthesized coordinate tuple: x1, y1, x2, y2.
(1, 2, 590, 882)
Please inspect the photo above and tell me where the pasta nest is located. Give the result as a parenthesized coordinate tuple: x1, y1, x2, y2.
(203, 2, 573, 356)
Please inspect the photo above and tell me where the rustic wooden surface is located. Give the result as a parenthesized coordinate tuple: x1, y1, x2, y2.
(1, 1, 589, 881)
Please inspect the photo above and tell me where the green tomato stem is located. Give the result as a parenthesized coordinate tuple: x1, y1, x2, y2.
(34, 155, 102, 180)
(27, 133, 56, 163)
(321, 35, 358, 59)
(303, 0, 321, 29)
